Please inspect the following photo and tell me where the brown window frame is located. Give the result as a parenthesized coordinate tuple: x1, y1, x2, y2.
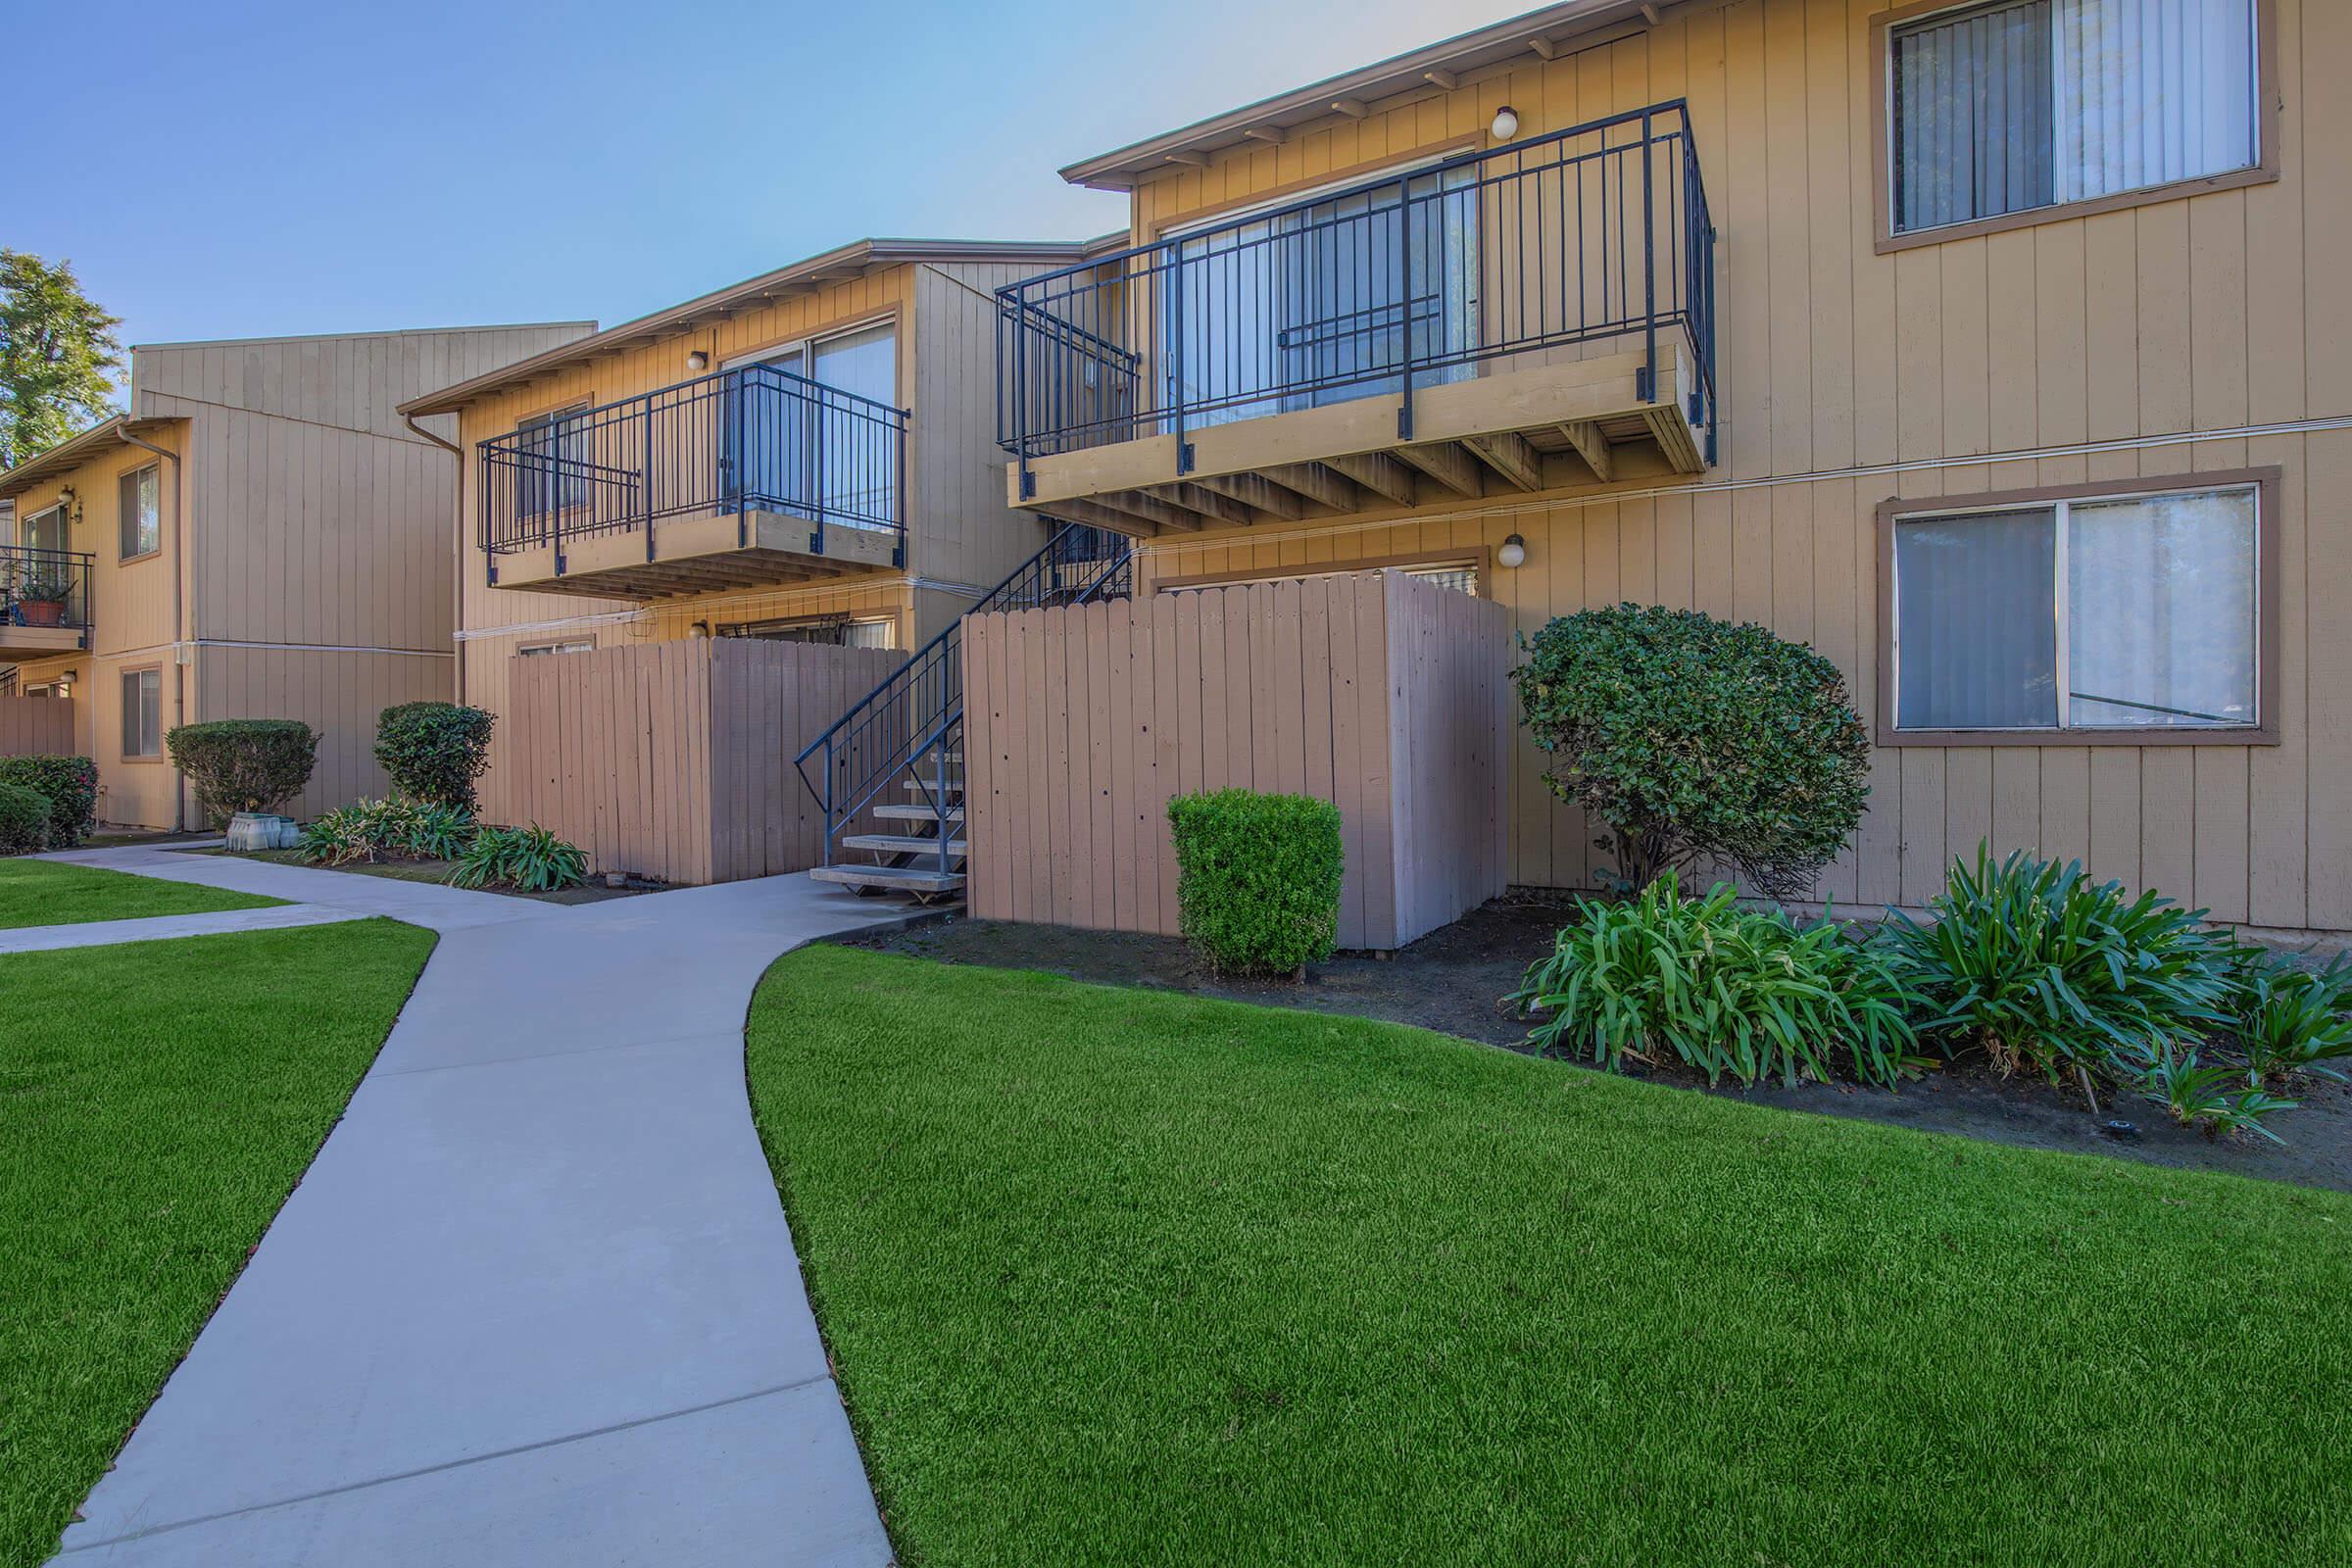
(119, 463, 163, 562)
(119, 665, 166, 760)
(1869, 0, 2280, 255)
(1875, 467, 2280, 748)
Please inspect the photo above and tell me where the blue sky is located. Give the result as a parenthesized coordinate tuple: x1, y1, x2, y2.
(18, 0, 1530, 373)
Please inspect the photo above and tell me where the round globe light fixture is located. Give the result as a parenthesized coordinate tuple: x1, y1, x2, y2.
(1497, 532, 1528, 569)
(686, 350, 711, 372)
(1491, 105, 1520, 141)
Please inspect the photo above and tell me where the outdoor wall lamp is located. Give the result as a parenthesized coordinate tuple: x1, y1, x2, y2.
(1497, 533, 1528, 569)
(686, 350, 710, 372)
(688, 619, 710, 638)
(1491, 105, 1520, 141)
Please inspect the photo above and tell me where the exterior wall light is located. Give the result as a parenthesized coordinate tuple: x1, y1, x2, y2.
(686, 350, 710, 372)
(1497, 532, 1528, 569)
(688, 619, 711, 638)
(1491, 105, 1520, 141)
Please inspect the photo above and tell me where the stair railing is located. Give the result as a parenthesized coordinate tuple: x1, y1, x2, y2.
(794, 522, 1133, 872)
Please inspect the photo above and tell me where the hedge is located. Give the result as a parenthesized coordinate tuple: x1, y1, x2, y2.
(0, 757, 95, 848)
(0, 781, 50, 855)
(374, 702, 495, 813)
(1168, 789, 1345, 976)
(164, 719, 318, 824)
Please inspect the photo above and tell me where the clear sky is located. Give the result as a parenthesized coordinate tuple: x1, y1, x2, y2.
(17, 0, 1534, 373)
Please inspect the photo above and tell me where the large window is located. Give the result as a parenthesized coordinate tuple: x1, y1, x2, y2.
(513, 402, 593, 521)
(723, 318, 899, 527)
(120, 464, 161, 559)
(120, 668, 163, 759)
(1886, 0, 2263, 240)
(1886, 479, 2266, 739)
(715, 613, 896, 649)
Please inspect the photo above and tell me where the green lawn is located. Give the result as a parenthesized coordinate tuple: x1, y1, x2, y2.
(0, 858, 285, 929)
(747, 947, 2352, 1568)
(0, 920, 436, 1568)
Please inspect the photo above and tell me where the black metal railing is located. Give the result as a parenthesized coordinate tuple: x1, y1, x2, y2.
(0, 545, 95, 641)
(794, 522, 1133, 870)
(997, 100, 1716, 484)
(475, 363, 907, 578)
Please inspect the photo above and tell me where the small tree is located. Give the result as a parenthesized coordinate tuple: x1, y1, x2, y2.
(1513, 604, 1869, 901)
(374, 702, 495, 813)
(165, 719, 318, 825)
(0, 251, 124, 470)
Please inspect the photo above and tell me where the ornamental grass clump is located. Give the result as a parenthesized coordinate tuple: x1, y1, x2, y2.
(447, 824, 588, 893)
(1167, 789, 1344, 977)
(1507, 874, 1931, 1089)
(298, 798, 474, 866)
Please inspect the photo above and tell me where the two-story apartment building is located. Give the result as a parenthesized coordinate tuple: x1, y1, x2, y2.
(400, 237, 1107, 829)
(0, 323, 590, 828)
(983, 0, 2346, 943)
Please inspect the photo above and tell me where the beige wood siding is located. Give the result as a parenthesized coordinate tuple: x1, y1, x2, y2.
(190, 644, 455, 821)
(964, 570, 1507, 951)
(504, 638, 902, 883)
(0, 695, 79, 756)
(911, 261, 1054, 591)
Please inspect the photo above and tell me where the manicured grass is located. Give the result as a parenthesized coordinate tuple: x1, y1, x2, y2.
(747, 947, 2352, 1568)
(0, 920, 436, 1568)
(0, 859, 284, 929)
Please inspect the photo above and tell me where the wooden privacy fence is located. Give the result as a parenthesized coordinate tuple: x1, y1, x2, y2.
(0, 696, 78, 756)
(963, 569, 1509, 951)
(506, 638, 902, 885)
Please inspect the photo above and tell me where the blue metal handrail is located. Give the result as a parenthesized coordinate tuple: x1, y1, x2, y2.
(997, 99, 1717, 485)
(794, 523, 1133, 869)
(0, 544, 96, 639)
(474, 362, 907, 580)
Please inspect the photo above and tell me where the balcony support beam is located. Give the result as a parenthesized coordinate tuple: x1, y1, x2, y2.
(1146, 483, 1265, 529)
(1193, 472, 1302, 520)
(1324, 452, 1419, 508)
(1394, 440, 1483, 498)
(1258, 463, 1358, 510)
(1558, 420, 1615, 482)
(1091, 490, 1203, 533)
(1464, 432, 1544, 493)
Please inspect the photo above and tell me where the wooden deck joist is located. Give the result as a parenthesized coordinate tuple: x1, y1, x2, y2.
(487, 508, 901, 602)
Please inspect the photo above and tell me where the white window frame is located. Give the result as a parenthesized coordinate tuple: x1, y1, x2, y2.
(1886, 477, 2268, 741)
(517, 638, 596, 658)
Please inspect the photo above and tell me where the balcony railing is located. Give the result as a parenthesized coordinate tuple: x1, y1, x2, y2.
(0, 545, 95, 641)
(476, 363, 906, 573)
(997, 100, 1716, 484)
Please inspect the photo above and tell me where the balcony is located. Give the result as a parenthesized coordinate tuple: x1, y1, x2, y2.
(996, 103, 1716, 533)
(0, 546, 94, 658)
(478, 364, 906, 601)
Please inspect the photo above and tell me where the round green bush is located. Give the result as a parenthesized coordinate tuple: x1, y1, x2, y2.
(374, 702, 495, 813)
(164, 719, 318, 824)
(0, 755, 96, 847)
(0, 780, 52, 856)
(1167, 789, 1344, 976)
(1512, 604, 1870, 900)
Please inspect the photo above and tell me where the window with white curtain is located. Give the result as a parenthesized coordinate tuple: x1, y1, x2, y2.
(1889, 0, 2260, 236)
(1891, 483, 2259, 733)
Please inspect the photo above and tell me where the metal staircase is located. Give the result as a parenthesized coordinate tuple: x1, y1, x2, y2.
(794, 522, 1133, 902)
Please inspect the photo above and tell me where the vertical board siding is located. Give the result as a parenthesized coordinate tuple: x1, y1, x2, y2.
(0, 697, 78, 757)
(964, 571, 1508, 950)
(505, 639, 900, 885)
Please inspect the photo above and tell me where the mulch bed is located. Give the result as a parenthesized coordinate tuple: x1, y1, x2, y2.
(846, 898, 2352, 1195)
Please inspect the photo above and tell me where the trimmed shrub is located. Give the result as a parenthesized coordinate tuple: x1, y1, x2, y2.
(2219, 943, 2352, 1087)
(375, 702, 495, 813)
(0, 781, 51, 855)
(447, 824, 587, 893)
(1887, 844, 2233, 1085)
(1167, 789, 1344, 976)
(1507, 875, 1930, 1088)
(0, 755, 95, 847)
(165, 719, 318, 824)
(299, 798, 474, 866)
(1512, 604, 1870, 899)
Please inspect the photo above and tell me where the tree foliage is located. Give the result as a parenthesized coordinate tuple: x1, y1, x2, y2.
(0, 251, 123, 470)
(1512, 604, 1870, 900)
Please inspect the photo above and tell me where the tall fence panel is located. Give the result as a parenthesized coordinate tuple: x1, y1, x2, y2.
(507, 639, 901, 885)
(0, 696, 79, 757)
(964, 570, 1507, 951)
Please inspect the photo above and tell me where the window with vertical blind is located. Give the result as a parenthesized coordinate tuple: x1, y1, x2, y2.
(120, 465, 161, 559)
(1886, 0, 2263, 239)
(121, 668, 163, 758)
(1886, 478, 2268, 739)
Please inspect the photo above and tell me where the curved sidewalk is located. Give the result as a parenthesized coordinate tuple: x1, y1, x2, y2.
(45, 854, 909, 1567)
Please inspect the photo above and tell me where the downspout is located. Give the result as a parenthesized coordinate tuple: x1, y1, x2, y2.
(117, 425, 187, 831)
(404, 413, 468, 705)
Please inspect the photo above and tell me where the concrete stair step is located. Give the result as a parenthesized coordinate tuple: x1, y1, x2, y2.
(871, 803, 964, 824)
(809, 863, 967, 899)
(840, 833, 969, 859)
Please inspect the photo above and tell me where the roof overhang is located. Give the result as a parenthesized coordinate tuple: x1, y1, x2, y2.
(1058, 0, 1664, 191)
(0, 415, 185, 499)
(398, 237, 1105, 416)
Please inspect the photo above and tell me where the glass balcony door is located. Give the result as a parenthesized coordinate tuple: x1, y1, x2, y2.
(724, 320, 897, 527)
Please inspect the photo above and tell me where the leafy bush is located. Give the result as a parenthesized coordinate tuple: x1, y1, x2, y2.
(165, 719, 318, 824)
(374, 702, 495, 813)
(1888, 845, 2233, 1086)
(1507, 875, 1931, 1088)
(447, 824, 587, 893)
(0, 756, 95, 847)
(2218, 945, 2352, 1086)
(1167, 789, 1344, 976)
(0, 781, 51, 855)
(1512, 604, 1870, 899)
(2125, 1040, 2299, 1144)
(298, 798, 475, 866)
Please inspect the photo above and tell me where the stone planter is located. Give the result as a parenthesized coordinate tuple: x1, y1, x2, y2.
(226, 812, 300, 853)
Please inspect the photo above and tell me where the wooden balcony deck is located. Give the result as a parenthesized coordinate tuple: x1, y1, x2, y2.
(1005, 332, 1705, 536)
(0, 623, 86, 659)
(486, 509, 902, 601)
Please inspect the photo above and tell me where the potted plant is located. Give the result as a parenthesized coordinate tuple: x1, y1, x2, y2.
(17, 571, 72, 627)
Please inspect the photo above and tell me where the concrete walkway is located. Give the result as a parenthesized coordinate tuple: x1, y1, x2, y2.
(0, 902, 363, 954)
(45, 854, 912, 1567)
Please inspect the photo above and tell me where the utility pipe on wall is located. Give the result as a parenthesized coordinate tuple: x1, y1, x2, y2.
(116, 424, 188, 831)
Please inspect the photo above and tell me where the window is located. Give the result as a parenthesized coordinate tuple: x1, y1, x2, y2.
(121, 668, 162, 759)
(1158, 559, 1481, 597)
(514, 403, 592, 520)
(22, 503, 67, 556)
(517, 638, 596, 658)
(1886, 479, 2266, 738)
(119, 465, 161, 559)
(716, 614, 897, 649)
(724, 320, 901, 528)
(1886, 0, 2262, 240)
